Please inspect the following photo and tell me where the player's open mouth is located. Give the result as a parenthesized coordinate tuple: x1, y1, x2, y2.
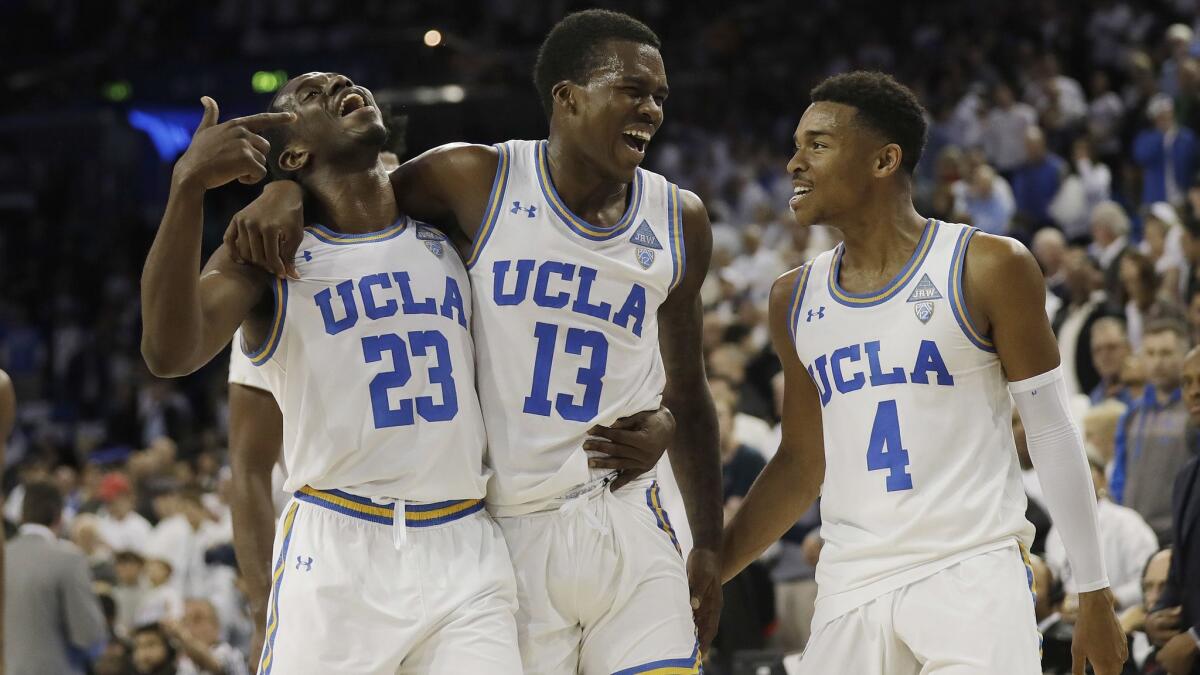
(338, 92, 367, 117)
(790, 184, 813, 208)
(622, 129, 651, 154)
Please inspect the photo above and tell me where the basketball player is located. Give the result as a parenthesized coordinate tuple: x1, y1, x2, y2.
(721, 72, 1128, 674)
(226, 11, 722, 672)
(140, 79, 523, 673)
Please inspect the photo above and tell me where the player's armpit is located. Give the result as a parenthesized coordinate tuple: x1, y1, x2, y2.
(962, 232, 1061, 380)
(721, 269, 825, 584)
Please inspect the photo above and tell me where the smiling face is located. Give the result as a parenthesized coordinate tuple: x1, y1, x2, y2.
(555, 40, 667, 183)
(270, 72, 387, 174)
(785, 102, 883, 227)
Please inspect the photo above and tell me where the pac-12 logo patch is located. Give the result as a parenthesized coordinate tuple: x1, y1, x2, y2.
(636, 247, 656, 269)
(424, 241, 444, 258)
(906, 273, 942, 324)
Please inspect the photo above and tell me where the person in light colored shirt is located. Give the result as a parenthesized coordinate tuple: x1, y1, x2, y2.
(96, 473, 152, 556)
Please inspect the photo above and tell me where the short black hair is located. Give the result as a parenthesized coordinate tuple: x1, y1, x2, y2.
(21, 479, 63, 527)
(809, 71, 928, 174)
(533, 9, 661, 118)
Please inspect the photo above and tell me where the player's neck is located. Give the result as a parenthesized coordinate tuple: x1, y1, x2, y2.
(305, 160, 398, 234)
(544, 136, 629, 222)
(835, 196, 926, 274)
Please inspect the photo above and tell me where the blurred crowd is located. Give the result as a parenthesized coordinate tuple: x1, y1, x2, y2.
(8, 0, 1200, 673)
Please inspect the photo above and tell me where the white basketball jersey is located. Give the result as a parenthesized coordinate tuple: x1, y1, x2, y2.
(467, 140, 685, 510)
(245, 217, 488, 501)
(788, 220, 1034, 621)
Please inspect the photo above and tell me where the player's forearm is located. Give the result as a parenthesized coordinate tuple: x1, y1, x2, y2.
(663, 391, 722, 552)
(721, 449, 820, 583)
(140, 177, 209, 376)
(174, 632, 224, 673)
(229, 466, 276, 628)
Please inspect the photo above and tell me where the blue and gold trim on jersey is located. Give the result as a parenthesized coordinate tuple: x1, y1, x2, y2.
(827, 219, 938, 308)
(258, 502, 299, 675)
(536, 140, 643, 241)
(1018, 543, 1044, 657)
(612, 642, 702, 674)
(294, 486, 484, 527)
(645, 483, 682, 555)
(465, 142, 512, 270)
(788, 263, 814, 342)
(948, 226, 996, 353)
(667, 183, 686, 293)
(304, 217, 408, 245)
(244, 276, 287, 367)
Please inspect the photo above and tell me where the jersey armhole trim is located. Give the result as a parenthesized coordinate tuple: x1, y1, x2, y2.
(788, 263, 813, 343)
(464, 142, 511, 270)
(667, 183, 686, 293)
(948, 227, 996, 353)
(243, 277, 288, 366)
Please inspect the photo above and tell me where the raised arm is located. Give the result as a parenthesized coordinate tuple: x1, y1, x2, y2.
(964, 232, 1127, 675)
(721, 267, 825, 582)
(225, 142, 499, 275)
(657, 189, 722, 652)
(140, 98, 289, 376)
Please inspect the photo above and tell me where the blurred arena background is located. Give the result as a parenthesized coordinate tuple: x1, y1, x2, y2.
(3, 1, 1200, 673)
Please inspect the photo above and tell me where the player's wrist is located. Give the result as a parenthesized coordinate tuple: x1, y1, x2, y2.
(1078, 587, 1115, 608)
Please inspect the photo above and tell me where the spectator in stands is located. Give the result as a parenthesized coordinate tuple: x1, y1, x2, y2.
(1085, 398, 1130, 468)
(1091, 317, 1134, 404)
(1011, 126, 1067, 234)
(4, 479, 107, 674)
(71, 512, 115, 583)
(1053, 248, 1108, 395)
(1027, 54, 1088, 146)
(1134, 94, 1197, 209)
(166, 598, 248, 675)
(1030, 554, 1074, 675)
(132, 623, 178, 675)
(1045, 453, 1158, 610)
(1086, 70, 1125, 165)
(982, 82, 1038, 175)
(1090, 201, 1133, 310)
(1143, 345, 1200, 673)
(1120, 353, 1151, 404)
(1160, 24, 1196, 98)
(97, 472, 153, 555)
(1121, 548, 1171, 672)
(137, 558, 184, 626)
(952, 163, 1016, 236)
(113, 550, 148, 637)
(1051, 137, 1113, 241)
(1112, 320, 1193, 545)
(1120, 251, 1182, 349)
(1141, 202, 1189, 301)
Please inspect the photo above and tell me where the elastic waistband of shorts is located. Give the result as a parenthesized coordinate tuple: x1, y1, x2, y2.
(294, 486, 484, 527)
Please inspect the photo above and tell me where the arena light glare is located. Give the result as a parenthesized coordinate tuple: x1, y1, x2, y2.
(423, 29, 443, 47)
(102, 81, 132, 102)
(252, 70, 288, 94)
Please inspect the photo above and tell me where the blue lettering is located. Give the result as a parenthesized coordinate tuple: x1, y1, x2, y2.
(440, 277, 467, 328)
(359, 273, 397, 320)
(807, 355, 834, 407)
(315, 280, 358, 335)
(830, 344, 865, 394)
(494, 259, 535, 306)
(611, 284, 647, 337)
(910, 340, 954, 386)
(572, 266, 612, 321)
(866, 341, 906, 387)
(392, 271, 436, 315)
(533, 261, 576, 309)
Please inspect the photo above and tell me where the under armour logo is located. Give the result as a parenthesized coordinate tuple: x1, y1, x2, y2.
(295, 556, 313, 571)
(511, 201, 537, 218)
(294, 250, 312, 263)
(807, 306, 826, 322)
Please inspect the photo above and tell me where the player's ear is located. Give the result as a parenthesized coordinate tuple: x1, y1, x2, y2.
(551, 81, 578, 115)
(874, 143, 903, 178)
(279, 146, 310, 173)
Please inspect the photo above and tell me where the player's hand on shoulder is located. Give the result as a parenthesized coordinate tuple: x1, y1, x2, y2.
(1071, 588, 1129, 675)
(226, 180, 306, 279)
(173, 97, 294, 193)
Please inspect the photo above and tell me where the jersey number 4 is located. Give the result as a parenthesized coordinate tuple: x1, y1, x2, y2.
(523, 321, 608, 422)
(866, 400, 913, 492)
(361, 331, 458, 428)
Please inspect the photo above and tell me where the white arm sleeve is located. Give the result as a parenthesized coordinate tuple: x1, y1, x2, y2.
(1009, 366, 1110, 593)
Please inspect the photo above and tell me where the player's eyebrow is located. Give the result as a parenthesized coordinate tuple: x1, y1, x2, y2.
(619, 75, 669, 97)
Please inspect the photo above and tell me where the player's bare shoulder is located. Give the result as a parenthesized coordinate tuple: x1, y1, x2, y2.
(961, 230, 1045, 334)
